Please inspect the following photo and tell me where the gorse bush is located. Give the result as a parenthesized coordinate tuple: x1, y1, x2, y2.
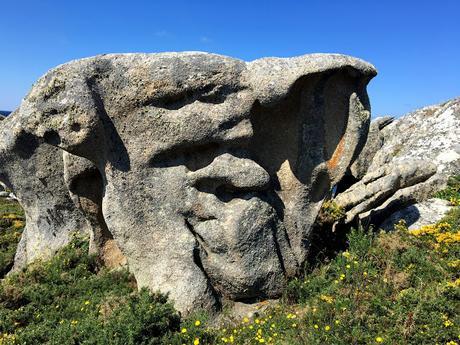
(0, 177, 459, 344)
(194, 221, 458, 345)
(0, 235, 180, 344)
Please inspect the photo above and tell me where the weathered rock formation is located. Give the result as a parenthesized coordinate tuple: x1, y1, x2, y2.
(334, 98, 460, 228)
(0, 115, 90, 270)
(63, 152, 126, 268)
(380, 198, 453, 231)
(2, 52, 376, 313)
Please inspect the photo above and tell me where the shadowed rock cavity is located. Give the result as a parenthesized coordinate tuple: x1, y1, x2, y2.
(63, 152, 126, 268)
(9, 52, 376, 313)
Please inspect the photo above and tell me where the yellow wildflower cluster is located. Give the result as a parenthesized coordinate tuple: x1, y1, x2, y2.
(319, 295, 334, 304)
(409, 222, 460, 246)
(12, 220, 24, 229)
(213, 313, 296, 344)
(446, 278, 460, 288)
(2, 214, 20, 220)
(447, 259, 460, 268)
(449, 196, 460, 206)
(410, 222, 451, 237)
(0, 333, 16, 345)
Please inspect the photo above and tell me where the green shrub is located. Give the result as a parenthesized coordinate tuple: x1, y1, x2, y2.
(0, 199, 25, 276)
(316, 200, 345, 225)
(435, 175, 460, 206)
(208, 223, 459, 344)
(0, 195, 458, 344)
(0, 235, 180, 344)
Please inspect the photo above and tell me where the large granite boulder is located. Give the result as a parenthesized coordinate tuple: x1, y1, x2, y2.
(9, 52, 376, 313)
(0, 114, 90, 270)
(334, 98, 460, 228)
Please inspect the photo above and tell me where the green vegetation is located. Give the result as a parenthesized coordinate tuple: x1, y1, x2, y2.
(0, 235, 180, 344)
(0, 178, 458, 344)
(316, 200, 346, 225)
(0, 199, 24, 276)
(435, 175, 460, 206)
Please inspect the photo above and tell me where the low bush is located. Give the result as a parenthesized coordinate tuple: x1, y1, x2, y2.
(0, 235, 180, 344)
(0, 186, 458, 344)
(0, 199, 24, 276)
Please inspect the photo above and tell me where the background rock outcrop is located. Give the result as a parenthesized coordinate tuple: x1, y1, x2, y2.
(5, 52, 376, 313)
(334, 98, 460, 229)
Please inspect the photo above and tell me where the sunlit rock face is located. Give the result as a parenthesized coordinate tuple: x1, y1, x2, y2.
(0, 115, 90, 271)
(5, 52, 375, 313)
(334, 98, 460, 229)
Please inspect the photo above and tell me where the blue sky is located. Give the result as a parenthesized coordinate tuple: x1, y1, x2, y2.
(1, 0, 459, 117)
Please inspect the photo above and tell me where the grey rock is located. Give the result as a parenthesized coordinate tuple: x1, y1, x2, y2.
(350, 116, 394, 179)
(370, 98, 460, 181)
(380, 198, 453, 231)
(63, 152, 127, 268)
(11, 52, 376, 313)
(334, 160, 437, 226)
(0, 115, 90, 270)
(334, 98, 460, 227)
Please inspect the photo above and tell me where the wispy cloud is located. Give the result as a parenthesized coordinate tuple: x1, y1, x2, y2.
(200, 36, 212, 43)
(154, 30, 171, 38)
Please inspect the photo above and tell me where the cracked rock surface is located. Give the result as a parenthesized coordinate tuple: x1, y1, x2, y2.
(2, 52, 375, 313)
(334, 98, 460, 229)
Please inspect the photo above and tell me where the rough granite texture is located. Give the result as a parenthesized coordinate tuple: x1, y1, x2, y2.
(380, 198, 453, 231)
(3, 52, 376, 313)
(0, 115, 90, 270)
(334, 98, 460, 228)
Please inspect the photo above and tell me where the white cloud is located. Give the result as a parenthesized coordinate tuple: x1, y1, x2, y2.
(200, 36, 212, 43)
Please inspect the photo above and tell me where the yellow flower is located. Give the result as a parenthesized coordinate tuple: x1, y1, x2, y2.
(320, 295, 334, 304)
(376, 336, 384, 343)
(71, 320, 78, 325)
(84, 300, 90, 305)
(193, 338, 200, 345)
(195, 320, 201, 326)
(325, 325, 331, 331)
(444, 320, 454, 327)
(181, 328, 187, 333)
(258, 339, 265, 343)
(446, 341, 458, 345)
(243, 317, 249, 323)
(12, 220, 25, 229)
(346, 264, 351, 269)
(448, 260, 460, 268)
(314, 324, 319, 329)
